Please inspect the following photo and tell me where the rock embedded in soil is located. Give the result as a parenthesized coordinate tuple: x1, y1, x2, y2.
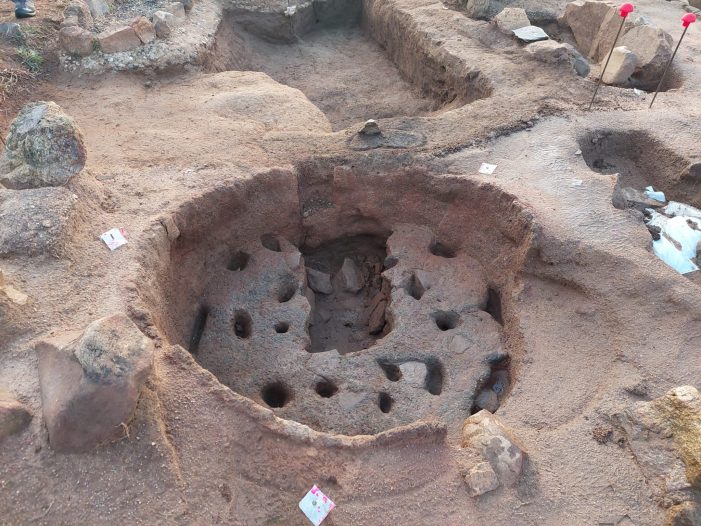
(59, 26, 95, 56)
(340, 257, 363, 293)
(37, 314, 154, 453)
(462, 410, 527, 486)
(613, 385, 701, 505)
(0, 102, 87, 190)
(152, 11, 179, 38)
(0, 390, 32, 441)
(465, 0, 490, 19)
(601, 46, 637, 85)
(464, 461, 500, 497)
(560, 0, 617, 57)
(307, 268, 333, 295)
(98, 26, 142, 53)
(493, 8, 530, 34)
(0, 187, 76, 257)
(63, 0, 93, 29)
(525, 40, 590, 77)
(0, 22, 25, 45)
(131, 16, 156, 45)
(620, 25, 674, 89)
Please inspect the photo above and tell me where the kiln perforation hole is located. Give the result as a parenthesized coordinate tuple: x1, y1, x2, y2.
(227, 251, 250, 271)
(274, 322, 290, 333)
(233, 310, 252, 338)
(432, 310, 460, 331)
(261, 234, 281, 252)
(315, 380, 338, 398)
(261, 382, 290, 408)
(378, 392, 393, 413)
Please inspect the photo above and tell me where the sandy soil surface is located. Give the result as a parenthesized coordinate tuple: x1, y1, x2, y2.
(2, 0, 701, 523)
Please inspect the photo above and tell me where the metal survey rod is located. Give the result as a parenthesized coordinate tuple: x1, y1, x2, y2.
(588, 2, 635, 110)
(649, 13, 697, 109)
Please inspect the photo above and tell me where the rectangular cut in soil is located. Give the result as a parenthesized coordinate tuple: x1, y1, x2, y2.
(302, 235, 389, 354)
(236, 26, 438, 131)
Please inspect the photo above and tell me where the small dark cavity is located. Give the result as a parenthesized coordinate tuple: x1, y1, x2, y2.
(261, 382, 290, 408)
(227, 251, 250, 271)
(432, 310, 460, 331)
(378, 361, 402, 381)
(274, 321, 290, 334)
(277, 279, 297, 303)
(470, 355, 511, 415)
(233, 310, 252, 338)
(405, 272, 425, 300)
(425, 359, 444, 396)
(486, 287, 503, 325)
(383, 255, 399, 270)
(188, 305, 209, 354)
(429, 239, 457, 258)
(378, 392, 393, 413)
(261, 234, 282, 252)
(315, 379, 338, 398)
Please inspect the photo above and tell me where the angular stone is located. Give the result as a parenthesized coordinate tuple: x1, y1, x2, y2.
(589, 6, 636, 61)
(601, 46, 637, 85)
(37, 314, 154, 453)
(340, 257, 363, 293)
(525, 40, 590, 77)
(464, 461, 500, 497)
(63, 0, 93, 29)
(59, 26, 95, 56)
(475, 388, 499, 412)
(98, 26, 142, 54)
(0, 102, 86, 190)
(0, 390, 32, 441)
(559, 0, 614, 57)
(84, 0, 109, 17)
(0, 22, 25, 45)
(130, 16, 155, 44)
(620, 25, 673, 89)
(307, 268, 333, 295)
(664, 502, 701, 526)
(462, 410, 527, 485)
(165, 2, 186, 19)
(359, 119, 381, 136)
(152, 11, 177, 39)
(493, 8, 530, 34)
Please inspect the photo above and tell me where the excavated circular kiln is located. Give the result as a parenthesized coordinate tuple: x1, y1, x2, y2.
(137, 164, 535, 435)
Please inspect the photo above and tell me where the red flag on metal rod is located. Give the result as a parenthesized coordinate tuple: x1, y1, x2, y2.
(588, 3, 635, 110)
(649, 13, 697, 108)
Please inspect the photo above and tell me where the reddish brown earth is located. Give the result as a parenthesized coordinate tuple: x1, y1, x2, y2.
(2, 0, 701, 523)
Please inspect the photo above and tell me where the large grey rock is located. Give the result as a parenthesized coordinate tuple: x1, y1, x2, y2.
(0, 390, 32, 441)
(37, 314, 154, 453)
(588, 6, 636, 61)
(601, 46, 637, 85)
(59, 26, 95, 56)
(620, 25, 673, 89)
(559, 0, 612, 56)
(513, 25, 549, 43)
(0, 187, 76, 258)
(0, 102, 86, 190)
(98, 26, 142, 53)
(525, 40, 590, 77)
(493, 7, 530, 34)
(462, 410, 527, 486)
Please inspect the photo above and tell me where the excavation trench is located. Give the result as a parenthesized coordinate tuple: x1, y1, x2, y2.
(206, 0, 492, 130)
(137, 164, 533, 435)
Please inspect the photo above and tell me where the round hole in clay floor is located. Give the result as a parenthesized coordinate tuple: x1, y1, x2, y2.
(261, 382, 291, 408)
(274, 322, 290, 334)
(137, 166, 533, 435)
(315, 380, 338, 398)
